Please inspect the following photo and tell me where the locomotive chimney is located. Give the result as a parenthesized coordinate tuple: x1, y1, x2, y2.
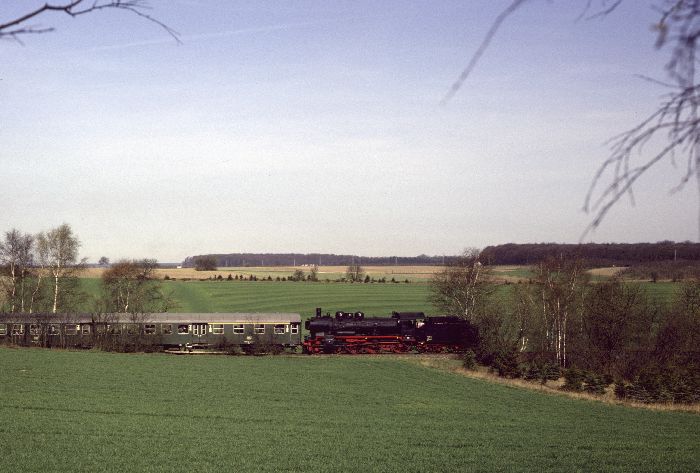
(315, 307, 322, 318)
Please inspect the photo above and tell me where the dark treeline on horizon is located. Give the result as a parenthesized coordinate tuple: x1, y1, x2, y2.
(481, 241, 700, 266)
(182, 253, 454, 267)
(183, 242, 700, 268)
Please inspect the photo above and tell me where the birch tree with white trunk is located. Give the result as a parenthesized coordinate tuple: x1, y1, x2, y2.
(36, 224, 84, 313)
(531, 257, 589, 368)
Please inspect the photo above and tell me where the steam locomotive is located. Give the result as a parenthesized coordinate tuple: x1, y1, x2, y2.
(303, 308, 478, 354)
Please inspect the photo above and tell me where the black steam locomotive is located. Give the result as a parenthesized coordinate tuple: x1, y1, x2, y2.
(303, 308, 478, 354)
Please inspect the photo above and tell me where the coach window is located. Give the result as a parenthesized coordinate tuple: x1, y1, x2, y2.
(30, 324, 40, 335)
(0, 324, 6, 335)
(108, 324, 121, 335)
(178, 324, 189, 334)
(49, 324, 59, 335)
(65, 325, 78, 335)
(254, 324, 265, 334)
(274, 324, 285, 334)
(291, 324, 299, 334)
(11, 324, 24, 335)
(162, 324, 172, 335)
(212, 324, 224, 334)
(82, 325, 91, 335)
(144, 324, 156, 335)
(233, 324, 244, 334)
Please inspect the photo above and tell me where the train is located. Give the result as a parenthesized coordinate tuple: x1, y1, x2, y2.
(0, 309, 478, 354)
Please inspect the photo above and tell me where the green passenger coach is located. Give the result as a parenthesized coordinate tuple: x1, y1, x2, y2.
(153, 313, 302, 350)
(0, 312, 302, 352)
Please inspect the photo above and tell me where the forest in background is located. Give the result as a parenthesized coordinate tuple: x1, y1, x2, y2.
(184, 242, 700, 268)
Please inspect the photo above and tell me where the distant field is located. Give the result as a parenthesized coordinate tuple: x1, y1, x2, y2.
(81, 264, 654, 285)
(82, 265, 444, 282)
(1, 348, 697, 472)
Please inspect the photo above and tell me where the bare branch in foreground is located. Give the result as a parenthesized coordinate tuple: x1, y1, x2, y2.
(0, 1, 180, 44)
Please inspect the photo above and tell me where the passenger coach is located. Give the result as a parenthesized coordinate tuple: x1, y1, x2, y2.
(0, 312, 302, 351)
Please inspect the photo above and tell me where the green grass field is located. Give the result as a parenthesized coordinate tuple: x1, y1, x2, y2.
(79, 279, 437, 318)
(166, 280, 436, 317)
(1, 348, 698, 472)
(77, 278, 685, 318)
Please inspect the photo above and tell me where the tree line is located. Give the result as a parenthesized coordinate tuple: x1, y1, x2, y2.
(431, 249, 700, 404)
(183, 253, 454, 267)
(480, 242, 700, 266)
(0, 225, 171, 315)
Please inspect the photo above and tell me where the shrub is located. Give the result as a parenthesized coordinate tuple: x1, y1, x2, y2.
(521, 360, 560, 384)
(562, 368, 585, 391)
(583, 372, 609, 395)
(492, 348, 521, 378)
(462, 350, 477, 370)
(523, 363, 542, 381)
(614, 370, 700, 404)
(541, 362, 561, 383)
(562, 368, 610, 395)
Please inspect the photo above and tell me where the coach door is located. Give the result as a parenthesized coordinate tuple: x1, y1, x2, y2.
(192, 324, 207, 338)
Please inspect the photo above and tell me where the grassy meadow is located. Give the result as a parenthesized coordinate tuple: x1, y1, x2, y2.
(1, 348, 698, 472)
(164, 280, 436, 317)
(76, 273, 685, 318)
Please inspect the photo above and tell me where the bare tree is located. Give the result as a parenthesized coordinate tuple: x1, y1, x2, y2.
(582, 279, 653, 377)
(0, 0, 179, 44)
(584, 1, 700, 239)
(529, 257, 589, 367)
(309, 265, 319, 282)
(36, 223, 85, 313)
(445, 1, 700, 239)
(0, 229, 34, 311)
(194, 256, 217, 271)
(429, 248, 494, 322)
(101, 258, 163, 313)
(345, 264, 365, 283)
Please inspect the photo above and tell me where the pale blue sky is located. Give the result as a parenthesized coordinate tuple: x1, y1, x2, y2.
(0, 1, 695, 262)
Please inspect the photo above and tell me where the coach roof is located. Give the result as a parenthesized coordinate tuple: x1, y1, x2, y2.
(0, 313, 301, 324)
(143, 313, 301, 324)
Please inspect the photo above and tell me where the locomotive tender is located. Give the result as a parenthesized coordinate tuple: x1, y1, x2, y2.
(303, 308, 478, 354)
